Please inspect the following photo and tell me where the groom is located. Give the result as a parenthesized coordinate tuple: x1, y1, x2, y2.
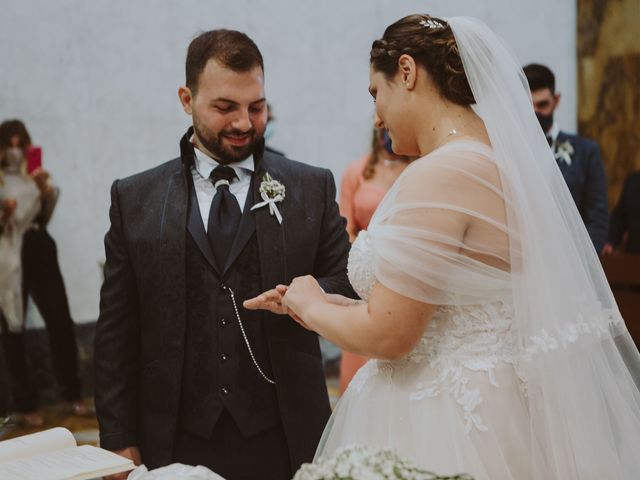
(95, 29, 355, 479)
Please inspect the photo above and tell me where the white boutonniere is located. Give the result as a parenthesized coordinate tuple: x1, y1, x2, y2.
(250, 172, 285, 224)
(555, 140, 574, 167)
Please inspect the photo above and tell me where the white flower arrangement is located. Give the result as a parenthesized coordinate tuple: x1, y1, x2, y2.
(293, 445, 474, 480)
(555, 140, 574, 167)
(250, 172, 285, 224)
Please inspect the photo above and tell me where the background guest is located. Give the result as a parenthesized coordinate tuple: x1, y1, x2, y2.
(603, 170, 640, 254)
(338, 125, 411, 392)
(523, 64, 609, 253)
(0, 119, 86, 427)
(264, 103, 285, 156)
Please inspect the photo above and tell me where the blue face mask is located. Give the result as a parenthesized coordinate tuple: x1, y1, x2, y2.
(382, 129, 394, 154)
(264, 122, 275, 141)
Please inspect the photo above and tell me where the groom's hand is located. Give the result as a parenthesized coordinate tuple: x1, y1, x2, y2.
(243, 285, 289, 314)
(104, 446, 141, 480)
(244, 286, 313, 330)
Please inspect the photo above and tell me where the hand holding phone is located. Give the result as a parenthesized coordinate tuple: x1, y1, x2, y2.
(31, 168, 51, 194)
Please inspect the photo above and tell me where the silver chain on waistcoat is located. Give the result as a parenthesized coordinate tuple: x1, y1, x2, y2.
(222, 285, 276, 385)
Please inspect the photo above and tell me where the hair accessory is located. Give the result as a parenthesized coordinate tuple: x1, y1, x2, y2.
(420, 18, 445, 29)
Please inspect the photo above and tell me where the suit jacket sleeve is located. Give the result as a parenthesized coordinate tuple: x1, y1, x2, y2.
(315, 169, 358, 298)
(583, 142, 609, 252)
(608, 175, 629, 248)
(94, 180, 141, 450)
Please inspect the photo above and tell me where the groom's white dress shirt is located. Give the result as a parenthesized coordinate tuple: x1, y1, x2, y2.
(191, 143, 254, 232)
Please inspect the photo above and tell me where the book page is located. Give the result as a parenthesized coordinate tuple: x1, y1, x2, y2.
(0, 427, 76, 462)
(0, 444, 135, 480)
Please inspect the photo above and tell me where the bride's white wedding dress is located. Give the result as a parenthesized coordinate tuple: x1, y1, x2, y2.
(316, 140, 640, 479)
(321, 232, 531, 478)
(313, 16, 640, 479)
(317, 143, 534, 479)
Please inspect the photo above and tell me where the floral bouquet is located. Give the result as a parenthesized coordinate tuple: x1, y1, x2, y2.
(293, 445, 474, 480)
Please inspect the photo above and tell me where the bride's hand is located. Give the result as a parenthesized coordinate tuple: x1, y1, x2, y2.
(282, 275, 326, 323)
(244, 284, 314, 330)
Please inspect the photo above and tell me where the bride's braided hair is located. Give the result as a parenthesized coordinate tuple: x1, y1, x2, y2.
(370, 14, 475, 106)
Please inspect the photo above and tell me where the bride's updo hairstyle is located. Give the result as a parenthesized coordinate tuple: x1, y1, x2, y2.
(370, 14, 475, 106)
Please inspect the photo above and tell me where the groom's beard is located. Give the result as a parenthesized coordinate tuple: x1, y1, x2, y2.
(193, 117, 263, 165)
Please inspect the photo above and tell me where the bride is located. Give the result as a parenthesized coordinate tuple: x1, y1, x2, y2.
(246, 14, 640, 479)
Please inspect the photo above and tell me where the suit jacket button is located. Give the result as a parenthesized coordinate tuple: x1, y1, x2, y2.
(221, 353, 228, 362)
(220, 386, 229, 396)
(220, 318, 227, 326)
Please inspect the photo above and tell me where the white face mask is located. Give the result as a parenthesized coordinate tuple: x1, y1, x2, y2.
(2, 147, 24, 172)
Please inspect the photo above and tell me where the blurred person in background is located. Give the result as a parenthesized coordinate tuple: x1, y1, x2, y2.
(0, 119, 86, 427)
(338, 125, 411, 392)
(523, 64, 609, 253)
(264, 103, 284, 157)
(603, 170, 640, 254)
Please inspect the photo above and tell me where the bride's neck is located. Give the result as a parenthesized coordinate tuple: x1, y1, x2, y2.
(416, 102, 483, 155)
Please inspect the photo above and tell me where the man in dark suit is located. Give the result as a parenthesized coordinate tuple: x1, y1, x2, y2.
(95, 29, 355, 480)
(604, 171, 640, 254)
(524, 64, 609, 253)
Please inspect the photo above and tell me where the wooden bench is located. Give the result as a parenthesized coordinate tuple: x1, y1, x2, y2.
(600, 254, 640, 349)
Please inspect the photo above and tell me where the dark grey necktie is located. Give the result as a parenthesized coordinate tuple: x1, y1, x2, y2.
(207, 165, 241, 269)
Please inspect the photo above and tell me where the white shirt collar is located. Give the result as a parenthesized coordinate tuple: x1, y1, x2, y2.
(191, 135, 255, 181)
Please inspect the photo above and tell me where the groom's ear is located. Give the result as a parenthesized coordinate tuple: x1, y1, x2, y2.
(178, 86, 193, 115)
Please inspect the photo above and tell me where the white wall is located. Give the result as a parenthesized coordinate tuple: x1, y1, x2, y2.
(0, 0, 576, 326)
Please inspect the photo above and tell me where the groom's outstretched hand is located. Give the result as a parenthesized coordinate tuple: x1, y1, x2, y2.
(244, 285, 312, 330)
(243, 285, 289, 314)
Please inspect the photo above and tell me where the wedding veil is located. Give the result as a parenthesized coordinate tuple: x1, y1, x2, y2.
(366, 16, 640, 477)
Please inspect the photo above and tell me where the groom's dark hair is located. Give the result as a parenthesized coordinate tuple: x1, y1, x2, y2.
(186, 29, 264, 94)
(523, 64, 556, 93)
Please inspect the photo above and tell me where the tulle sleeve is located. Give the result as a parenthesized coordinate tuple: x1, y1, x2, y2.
(368, 142, 513, 306)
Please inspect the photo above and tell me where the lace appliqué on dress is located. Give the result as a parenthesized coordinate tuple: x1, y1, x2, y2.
(347, 231, 521, 435)
(408, 302, 519, 435)
(348, 231, 376, 301)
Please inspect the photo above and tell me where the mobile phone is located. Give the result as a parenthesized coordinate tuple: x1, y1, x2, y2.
(26, 146, 42, 174)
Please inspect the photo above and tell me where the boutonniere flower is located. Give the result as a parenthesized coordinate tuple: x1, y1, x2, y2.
(250, 172, 285, 224)
(555, 140, 574, 167)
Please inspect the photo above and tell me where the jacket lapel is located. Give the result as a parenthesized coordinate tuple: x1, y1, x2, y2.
(181, 128, 221, 276)
(187, 181, 220, 276)
(254, 154, 291, 339)
(159, 163, 189, 356)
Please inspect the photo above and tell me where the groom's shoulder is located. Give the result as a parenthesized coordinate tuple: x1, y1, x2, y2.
(264, 151, 330, 180)
(116, 158, 182, 191)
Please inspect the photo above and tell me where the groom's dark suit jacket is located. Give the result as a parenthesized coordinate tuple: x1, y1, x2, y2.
(95, 131, 355, 472)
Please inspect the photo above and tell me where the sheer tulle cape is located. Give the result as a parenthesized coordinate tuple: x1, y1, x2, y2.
(348, 16, 640, 478)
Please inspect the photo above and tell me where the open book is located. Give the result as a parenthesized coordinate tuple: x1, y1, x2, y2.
(0, 427, 135, 480)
